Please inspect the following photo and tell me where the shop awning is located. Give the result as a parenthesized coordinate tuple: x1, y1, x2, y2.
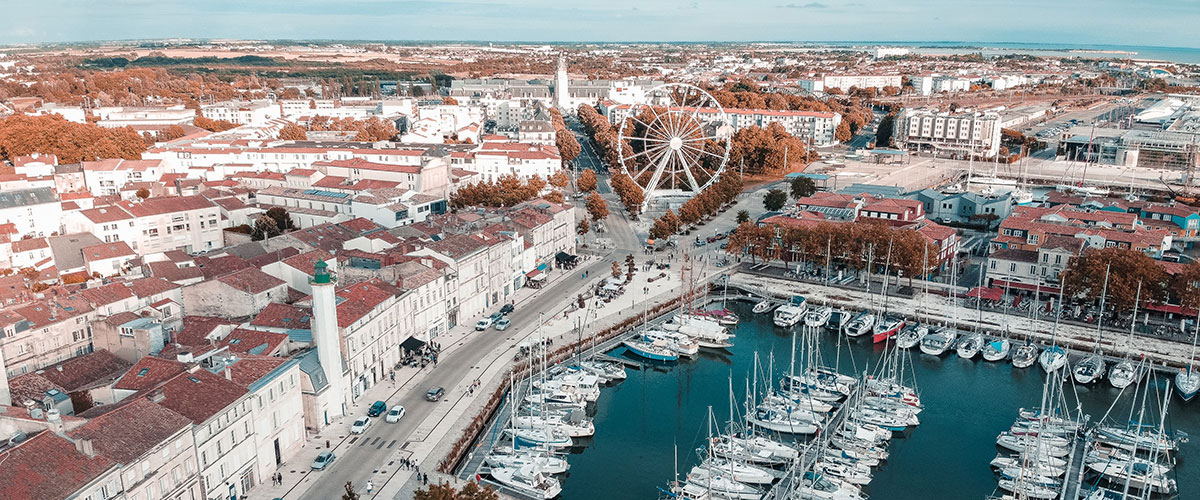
(967, 286, 1003, 302)
(1142, 302, 1197, 316)
(400, 336, 426, 351)
(992, 280, 1061, 295)
(555, 252, 578, 264)
(526, 269, 547, 281)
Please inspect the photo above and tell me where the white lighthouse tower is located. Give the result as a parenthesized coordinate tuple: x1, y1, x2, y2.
(555, 54, 570, 110)
(310, 260, 346, 422)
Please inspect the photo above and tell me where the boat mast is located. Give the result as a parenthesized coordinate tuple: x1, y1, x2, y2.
(1189, 308, 1200, 375)
(1095, 263, 1111, 354)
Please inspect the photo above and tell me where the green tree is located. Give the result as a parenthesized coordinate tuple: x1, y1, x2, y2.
(252, 214, 281, 241)
(135, 188, 150, 200)
(763, 188, 788, 211)
(576, 219, 590, 235)
(736, 210, 750, 224)
(611, 261, 622, 278)
(789, 176, 817, 201)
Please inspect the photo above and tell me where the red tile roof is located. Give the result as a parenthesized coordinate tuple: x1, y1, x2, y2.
(195, 254, 251, 279)
(335, 280, 399, 328)
(227, 356, 289, 386)
(0, 432, 118, 500)
(155, 369, 248, 424)
(127, 277, 179, 298)
(251, 302, 312, 330)
(245, 247, 301, 268)
(116, 195, 215, 217)
(175, 316, 237, 347)
(113, 357, 187, 391)
(81, 242, 134, 262)
(78, 205, 134, 224)
(218, 267, 286, 294)
(11, 237, 50, 253)
(39, 349, 133, 392)
(282, 249, 334, 276)
(67, 398, 190, 463)
(219, 328, 288, 355)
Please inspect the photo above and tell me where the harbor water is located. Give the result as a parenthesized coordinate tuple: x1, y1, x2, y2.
(555, 301, 1200, 499)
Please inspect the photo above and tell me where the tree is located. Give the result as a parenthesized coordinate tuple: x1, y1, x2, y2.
(156, 125, 187, 142)
(442, 96, 459, 105)
(266, 207, 294, 232)
(252, 215, 281, 241)
(278, 123, 307, 141)
(576, 219, 590, 235)
(611, 261, 622, 279)
(737, 210, 750, 224)
(763, 189, 788, 211)
(578, 169, 598, 192)
(1061, 247, 1169, 313)
(548, 170, 569, 189)
(193, 116, 238, 132)
(835, 121, 853, 143)
(342, 481, 359, 500)
(789, 176, 817, 200)
(875, 113, 896, 148)
(544, 190, 564, 204)
(1172, 261, 1200, 311)
(0, 114, 146, 164)
(586, 192, 609, 222)
(135, 188, 150, 200)
(414, 481, 499, 500)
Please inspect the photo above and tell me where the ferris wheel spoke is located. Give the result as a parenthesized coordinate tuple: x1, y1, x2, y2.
(629, 134, 670, 144)
(675, 149, 703, 191)
(628, 142, 669, 164)
(684, 135, 724, 144)
(682, 143, 726, 161)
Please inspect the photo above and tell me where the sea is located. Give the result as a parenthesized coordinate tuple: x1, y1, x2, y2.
(797, 41, 1200, 65)
(552, 301, 1199, 500)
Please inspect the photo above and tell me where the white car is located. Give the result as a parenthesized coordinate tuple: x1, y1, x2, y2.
(475, 318, 493, 331)
(350, 416, 371, 434)
(386, 405, 406, 423)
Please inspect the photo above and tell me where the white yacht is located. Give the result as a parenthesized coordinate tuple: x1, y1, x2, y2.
(804, 305, 833, 328)
(490, 465, 563, 499)
(774, 303, 806, 328)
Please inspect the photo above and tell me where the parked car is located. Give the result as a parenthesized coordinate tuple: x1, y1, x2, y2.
(350, 416, 371, 434)
(494, 318, 512, 331)
(490, 311, 505, 323)
(475, 318, 493, 331)
(426, 386, 446, 401)
(367, 400, 387, 417)
(312, 451, 336, 470)
(499, 303, 514, 315)
(386, 405, 406, 423)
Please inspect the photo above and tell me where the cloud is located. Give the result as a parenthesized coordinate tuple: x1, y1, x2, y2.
(780, 2, 827, 8)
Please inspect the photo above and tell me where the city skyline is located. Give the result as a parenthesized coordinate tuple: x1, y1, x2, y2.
(3, 0, 1199, 49)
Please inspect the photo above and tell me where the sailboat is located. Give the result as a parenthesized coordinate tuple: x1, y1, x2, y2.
(1012, 341, 1039, 368)
(845, 311, 875, 338)
(896, 324, 927, 350)
(1175, 309, 1200, 401)
(981, 337, 1011, 361)
(623, 337, 679, 362)
(956, 332, 983, 359)
(1039, 281, 1069, 373)
(752, 298, 775, 315)
(1074, 264, 1111, 385)
(1109, 282, 1143, 389)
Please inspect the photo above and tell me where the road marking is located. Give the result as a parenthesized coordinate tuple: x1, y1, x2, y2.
(349, 437, 358, 444)
(371, 437, 381, 446)
(388, 440, 397, 448)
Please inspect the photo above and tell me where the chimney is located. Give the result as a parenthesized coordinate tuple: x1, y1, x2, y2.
(223, 366, 232, 381)
(176, 351, 194, 363)
(148, 389, 165, 403)
(75, 437, 95, 457)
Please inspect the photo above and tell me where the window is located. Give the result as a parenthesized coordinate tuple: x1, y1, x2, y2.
(1009, 263, 1017, 272)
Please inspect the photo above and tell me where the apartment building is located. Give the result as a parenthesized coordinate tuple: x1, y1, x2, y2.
(822, 74, 904, 91)
(2, 294, 97, 377)
(81, 159, 166, 196)
(605, 104, 843, 147)
(0, 187, 61, 237)
(226, 356, 306, 484)
(65, 196, 224, 255)
(201, 100, 281, 125)
(893, 108, 1003, 158)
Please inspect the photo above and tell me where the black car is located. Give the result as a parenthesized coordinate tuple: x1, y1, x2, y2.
(500, 303, 514, 315)
(426, 387, 446, 402)
(367, 400, 387, 417)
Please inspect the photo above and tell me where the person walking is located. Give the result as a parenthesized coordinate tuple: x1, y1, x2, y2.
(366, 480, 374, 494)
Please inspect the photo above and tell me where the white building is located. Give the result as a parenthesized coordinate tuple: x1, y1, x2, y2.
(64, 195, 225, 254)
(81, 159, 165, 197)
(202, 100, 281, 125)
(606, 104, 843, 147)
(822, 74, 903, 91)
(0, 187, 61, 237)
(893, 108, 1003, 158)
(94, 105, 196, 128)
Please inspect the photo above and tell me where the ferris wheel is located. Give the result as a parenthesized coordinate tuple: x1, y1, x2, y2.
(617, 83, 730, 203)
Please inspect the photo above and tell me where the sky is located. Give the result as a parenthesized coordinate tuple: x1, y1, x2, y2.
(2, 0, 1199, 49)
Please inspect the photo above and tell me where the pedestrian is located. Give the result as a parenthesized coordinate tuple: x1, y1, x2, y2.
(416, 465, 420, 475)
(278, 472, 283, 485)
(366, 480, 374, 493)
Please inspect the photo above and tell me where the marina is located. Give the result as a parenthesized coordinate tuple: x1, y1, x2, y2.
(456, 292, 1199, 499)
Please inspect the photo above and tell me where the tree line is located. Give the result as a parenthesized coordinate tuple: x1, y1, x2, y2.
(548, 108, 580, 162)
(450, 174, 551, 209)
(725, 219, 940, 285)
(0, 114, 145, 164)
(1061, 246, 1200, 313)
(649, 172, 744, 240)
